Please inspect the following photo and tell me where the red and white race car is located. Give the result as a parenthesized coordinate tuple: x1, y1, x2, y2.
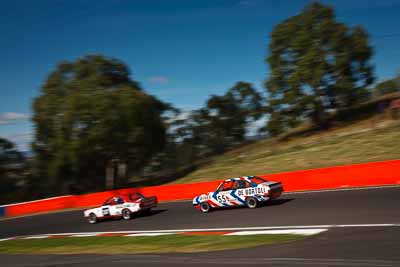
(83, 193, 157, 224)
(192, 176, 283, 212)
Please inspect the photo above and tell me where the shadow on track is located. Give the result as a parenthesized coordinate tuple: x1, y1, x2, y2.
(136, 209, 168, 218)
(206, 198, 295, 212)
(263, 198, 295, 207)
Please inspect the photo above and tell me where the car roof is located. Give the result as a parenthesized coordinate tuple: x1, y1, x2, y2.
(223, 176, 255, 182)
(106, 195, 134, 201)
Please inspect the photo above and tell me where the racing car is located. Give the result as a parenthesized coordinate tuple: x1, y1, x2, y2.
(192, 176, 283, 213)
(83, 193, 157, 224)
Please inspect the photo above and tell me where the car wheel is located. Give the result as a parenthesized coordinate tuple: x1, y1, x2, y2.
(122, 209, 132, 220)
(246, 197, 258, 209)
(88, 213, 97, 224)
(200, 202, 211, 213)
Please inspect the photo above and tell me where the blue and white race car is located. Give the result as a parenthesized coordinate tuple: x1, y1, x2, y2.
(192, 176, 283, 213)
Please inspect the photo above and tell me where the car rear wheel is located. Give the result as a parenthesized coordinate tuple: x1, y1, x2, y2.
(246, 197, 258, 209)
(88, 213, 97, 224)
(122, 209, 132, 220)
(200, 202, 211, 213)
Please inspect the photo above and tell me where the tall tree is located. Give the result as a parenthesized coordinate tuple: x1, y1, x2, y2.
(0, 137, 25, 203)
(183, 82, 263, 154)
(32, 55, 168, 193)
(206, 82, 263, 151)
(265, 2, 374, 135)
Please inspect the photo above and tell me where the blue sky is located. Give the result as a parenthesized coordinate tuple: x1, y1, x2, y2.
(1, 0, 400, 150)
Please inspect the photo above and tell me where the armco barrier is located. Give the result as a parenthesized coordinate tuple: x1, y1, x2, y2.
(258, 159, 400, 192)
(4, 159, 400, 217)
(5, 196, 75, 217)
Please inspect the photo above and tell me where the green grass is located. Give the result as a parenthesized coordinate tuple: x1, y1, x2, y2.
(0, 234, 303, 254)
(172, 118, 400, 184)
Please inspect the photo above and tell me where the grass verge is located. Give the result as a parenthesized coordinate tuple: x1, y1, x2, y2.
(0, 234, 304, 254)
(172, 119, 400, 184)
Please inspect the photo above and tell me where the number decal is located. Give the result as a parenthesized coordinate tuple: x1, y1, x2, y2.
(102, 207, 110, 216)
(217, 195, 227, 203)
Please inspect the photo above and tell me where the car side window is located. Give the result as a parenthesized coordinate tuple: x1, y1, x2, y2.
(236, 180, 249, 189)
(221, 181, 234, 191)
(115, 197, 124, 205)
(103, 198, 112, 206)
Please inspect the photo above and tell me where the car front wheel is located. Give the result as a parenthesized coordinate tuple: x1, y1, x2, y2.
(122, 209, 132, 220)
(245, 197, 258, 209)
(200, 202, 211, 213)
(88, 213, 97, 224)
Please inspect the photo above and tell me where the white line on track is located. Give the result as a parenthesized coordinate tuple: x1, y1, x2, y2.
(15, 223, 400, 237)
(0, 237, 15, 242)
(124, 233, 175, 237)
(71, 234, 99, 237)
(22, 235, 49, 239)
(2, 224, 399, 241)
(225, 229, 327, 236)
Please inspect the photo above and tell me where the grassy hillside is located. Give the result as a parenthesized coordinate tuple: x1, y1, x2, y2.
(171, 117, 400, 184)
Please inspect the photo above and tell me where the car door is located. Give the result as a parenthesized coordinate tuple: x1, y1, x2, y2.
(101, 198, 113, 217)
(109, 197, 125, 216)
(216, 181, 234, 206)
(231, 179, 250, 206)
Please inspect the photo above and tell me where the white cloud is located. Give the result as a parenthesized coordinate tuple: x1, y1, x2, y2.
(148, 76, 169, 85)
(1, 132, 33, 152)
(0, 112, 30, 125)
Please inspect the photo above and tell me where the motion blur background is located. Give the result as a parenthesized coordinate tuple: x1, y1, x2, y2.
(1, 0, 400, 204)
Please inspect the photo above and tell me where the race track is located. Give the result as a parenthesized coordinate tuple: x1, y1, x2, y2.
(1, 186, 400, 266)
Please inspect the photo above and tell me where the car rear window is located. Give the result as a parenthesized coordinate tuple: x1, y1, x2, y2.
(129, 193, 145, 201)
(250, 176, 267, 184)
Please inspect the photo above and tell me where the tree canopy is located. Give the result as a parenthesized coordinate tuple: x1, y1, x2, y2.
(265, 2, 374, 135)
(0, 137, 25, 203)
(32, 55, 168, 193)
(175, 81, 262, 155)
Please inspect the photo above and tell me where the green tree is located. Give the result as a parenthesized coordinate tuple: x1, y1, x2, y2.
(180, 82, 263, 155)
(265, 2, 374, 135)
(32, 55, 168, 193)
(143, 82, 264, 174)
(0, 137, 25, 203)
(206, 82, 263, 151)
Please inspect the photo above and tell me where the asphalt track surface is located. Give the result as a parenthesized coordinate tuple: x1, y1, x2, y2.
(1, 186, 400, 266)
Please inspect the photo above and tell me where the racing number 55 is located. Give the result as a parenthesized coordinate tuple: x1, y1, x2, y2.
(217, 194, 228, 203)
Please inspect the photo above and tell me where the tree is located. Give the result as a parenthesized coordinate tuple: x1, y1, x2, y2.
(0, 137, 25, 203)
(177, 82, 263, 155)
(373, 74, 400, 96)
(265, 2, 374, 135)
(205, 82, 263, 151)
(32, 55, 168, 193)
